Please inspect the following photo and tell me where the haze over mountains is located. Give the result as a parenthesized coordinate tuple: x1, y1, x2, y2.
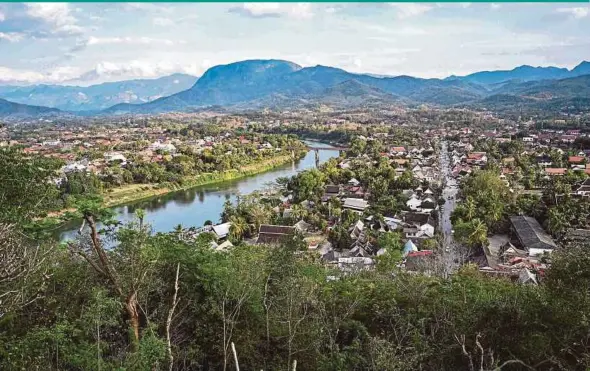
(1, 59, 589, 118)
(0, 74, 197, 112)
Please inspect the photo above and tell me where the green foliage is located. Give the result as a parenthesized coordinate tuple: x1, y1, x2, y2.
(0, 147, 61, 223)
(454, 218, 488, 248)
(452, 170, 513, 233)
(375, 232, 403, 272)
(288, 168, 327, 202)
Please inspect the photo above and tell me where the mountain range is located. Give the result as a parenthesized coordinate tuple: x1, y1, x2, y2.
(1, 60, 589, 118)
(0, 73, 197, 112)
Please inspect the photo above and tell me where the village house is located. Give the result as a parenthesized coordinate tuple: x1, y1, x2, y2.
(342, 198, 369, 213)
(509, 216, 558, 257)
(256, 225, 296, 245)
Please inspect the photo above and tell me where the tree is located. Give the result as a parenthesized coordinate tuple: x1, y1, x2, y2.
(375, 232, 403, 272)
(288, 169, 326, 202)
(229, 215, 249, 241)
(0, 224, 54, 317)
(0, 147, 61, 223)
(454, 218, 488, 248)
(66, 203, 157, 350)
(248, 204, 271, 232)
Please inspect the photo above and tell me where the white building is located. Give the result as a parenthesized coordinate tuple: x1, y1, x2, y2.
(149, 141, 177, 153)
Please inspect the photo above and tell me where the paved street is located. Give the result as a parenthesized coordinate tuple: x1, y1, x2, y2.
(438, 140, 459, 275)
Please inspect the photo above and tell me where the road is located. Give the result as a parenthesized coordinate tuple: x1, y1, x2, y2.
(438, 140, 459, 275)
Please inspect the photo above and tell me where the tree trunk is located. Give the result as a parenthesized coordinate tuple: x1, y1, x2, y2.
(126, 292, 140, 348)
(167, 264, 180, 371)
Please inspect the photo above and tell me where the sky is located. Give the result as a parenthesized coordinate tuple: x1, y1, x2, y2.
(0, 2, 589, 86)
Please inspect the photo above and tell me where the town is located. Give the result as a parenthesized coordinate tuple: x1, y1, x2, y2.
(3, 105, 590, 286)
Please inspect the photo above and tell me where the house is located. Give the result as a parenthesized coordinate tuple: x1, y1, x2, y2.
(383, 216, 403, 230)
(294, 220, 312, 233)
(536, 156, 552, 167)
(575, 179, 590, 196)
(403, 212, 435, 238)
(403, 250, 434, 272)
(509, 216, 557, 256)
(212, 222, 232, 239)
(348, 178, 360, 187)
(104, 151, 127, 164)
(406, 196, 422, 210)
(322, 185, 340, 201)
(466, 152, 488, 164)
(545, 168, 566, 176)
(391, 146, 406, 155)
(568, 156, 585, 164)
(349, 220, 365, 239)
(149, 141, 177, 153)
(337, 257, 374, 272)
(62, 162, 88, 173)
(342, 198, 369, 213)
(256, 224, 296, 245)
(420, 197, 437, 210)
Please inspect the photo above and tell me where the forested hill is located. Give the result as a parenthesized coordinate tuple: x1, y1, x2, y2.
(103, 59, 590, 114)
(0, 98, 60, 117)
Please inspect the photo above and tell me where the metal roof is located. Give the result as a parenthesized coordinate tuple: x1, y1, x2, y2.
(509, 216, 557, 251)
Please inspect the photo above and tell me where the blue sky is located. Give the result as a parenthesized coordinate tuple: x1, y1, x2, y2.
(0, 2, 588, 85)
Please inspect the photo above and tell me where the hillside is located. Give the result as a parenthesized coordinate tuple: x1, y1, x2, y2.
(0, 98, 60, 118)
(106, 60, 489, 114)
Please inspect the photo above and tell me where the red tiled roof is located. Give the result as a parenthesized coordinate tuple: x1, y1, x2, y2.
(545, 168, 567, 175)
(569, 156, 585, 163)
(467, 152, 486, 160)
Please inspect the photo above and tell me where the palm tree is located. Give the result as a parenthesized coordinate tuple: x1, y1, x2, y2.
(464, 196, 477, 221)
(229, 215, 248, 241)
(546, 208, 568, 239)
(468, 219, 488, 247)
(249, 205, 270, 232)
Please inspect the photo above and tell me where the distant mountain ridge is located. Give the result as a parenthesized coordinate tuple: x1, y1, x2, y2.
(0, 73, 197, 111)
(1, 59, 590, 118)
(0, 98, 60, 118)
(447, 61, 590, 85)
(105, 59, 495, 114)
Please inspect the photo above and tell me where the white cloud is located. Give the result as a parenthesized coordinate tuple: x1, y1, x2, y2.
(0, 32, 24, 43)
(122, 3, 172, 14)
(86, 36, 180, 46)
(153, 17, 174, 27)
(557, 7, 589, 19)
(72, 60, 199, 83)
(490, 4, 501, 10)
(0, 10, 5, 22)
(0, 65, 81, 84)
(232, 3, 314, 20)
(24, 3, 83, 35)
(389, 4, 433, 19)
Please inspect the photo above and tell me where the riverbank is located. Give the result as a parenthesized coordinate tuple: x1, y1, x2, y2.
(103, 153, 300, 207)
(44, 153, 301, 224)
(55, 141, 340, 240)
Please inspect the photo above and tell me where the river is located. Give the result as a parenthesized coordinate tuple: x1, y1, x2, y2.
(58, 140, 340, 241)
